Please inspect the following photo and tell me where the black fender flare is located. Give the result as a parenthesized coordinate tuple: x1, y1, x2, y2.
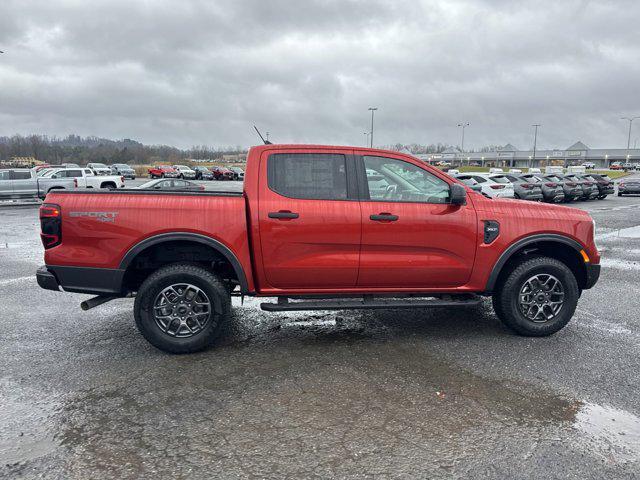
(119, 232, 250, 293)
(485, 234, 584, 292)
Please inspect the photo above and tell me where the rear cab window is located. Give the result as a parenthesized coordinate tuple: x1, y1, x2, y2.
(267, 153, 349, 200)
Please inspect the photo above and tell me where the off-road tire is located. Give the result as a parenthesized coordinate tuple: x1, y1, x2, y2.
(134, 263, 230, 353)
(492, 256, 579, 336)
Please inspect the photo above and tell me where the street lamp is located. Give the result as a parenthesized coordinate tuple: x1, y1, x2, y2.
(457, 122, 470, 152)
(363, 132, 369, 147)
(621, 116, 639, 159)
(531, 124, 541, 168)
(368, 107, 378, 148)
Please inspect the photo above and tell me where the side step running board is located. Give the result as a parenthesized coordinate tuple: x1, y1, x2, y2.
(260, 295, 482, 312)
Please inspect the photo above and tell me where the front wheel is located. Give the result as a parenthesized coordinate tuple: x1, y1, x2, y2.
(492, 256, 579, 336)
(134, 264, 230, 353)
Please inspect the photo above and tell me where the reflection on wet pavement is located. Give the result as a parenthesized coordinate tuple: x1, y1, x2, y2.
(3, 303, 639, 478)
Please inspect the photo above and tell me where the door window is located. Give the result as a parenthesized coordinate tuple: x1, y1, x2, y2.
(0, 171, 10, 180)
(268, 153, 348, 200)
(11, 171, 31, 180)
(363, 156, 450, 203)
(65, 170, 83, 178)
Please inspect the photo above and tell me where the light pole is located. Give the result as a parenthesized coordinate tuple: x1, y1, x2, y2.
(364, 132, 369, 147)
(368, 107, 378, 148)
(266, 132, 270, 142)
(621, 116, 639, 160)
(532, 124, 541, 168)
(457, 122, 469, 152)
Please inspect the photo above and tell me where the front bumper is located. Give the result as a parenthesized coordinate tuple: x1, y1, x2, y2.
(584, 263, 601, 289)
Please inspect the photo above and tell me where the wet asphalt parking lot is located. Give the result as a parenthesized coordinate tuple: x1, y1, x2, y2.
(1, 177, 640, 479)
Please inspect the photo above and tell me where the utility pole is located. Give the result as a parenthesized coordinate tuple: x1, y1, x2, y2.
(621, 116, 639, 161)
(368, 107, 378, 148)
(532, 124, 541, 168)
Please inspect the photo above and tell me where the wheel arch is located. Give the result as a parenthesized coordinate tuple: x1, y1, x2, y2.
(119, 233, 249, 293)
(485, 234, 588, 293)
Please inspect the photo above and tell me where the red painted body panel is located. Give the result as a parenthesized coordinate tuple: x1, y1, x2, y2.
(43, 191, 256, 292)
(43, 144, 599, 297)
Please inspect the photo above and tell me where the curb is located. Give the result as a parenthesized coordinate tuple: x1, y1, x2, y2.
(0, 201, 42, 209)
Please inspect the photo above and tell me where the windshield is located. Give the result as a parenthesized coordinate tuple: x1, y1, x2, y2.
(114, 164, 130, 169)
(92, 163, 107, 168)
(545, 175, 562, 182)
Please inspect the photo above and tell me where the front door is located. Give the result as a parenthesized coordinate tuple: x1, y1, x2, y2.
(356, 154, 477, 288)
(257, 149, 361, 289)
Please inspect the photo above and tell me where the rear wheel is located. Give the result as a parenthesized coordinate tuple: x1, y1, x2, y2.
(618, 192, 623, 197)
(492, 256, 579, 336)
(134, 264, 230, 353)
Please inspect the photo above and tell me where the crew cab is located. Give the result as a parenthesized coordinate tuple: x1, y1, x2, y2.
(148, 165, 179, 178)
(43, 167, 125, 189)
(36, 145, 601, 353)
(0, 168, 76, 199)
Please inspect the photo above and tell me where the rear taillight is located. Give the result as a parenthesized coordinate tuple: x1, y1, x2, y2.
(121, 176, 125, 183)
(567, 182, 576, 186)
(545, 183, 557, 187)
(490, 185, 505, 190)
(521, 183, 533, 189)
(40, 203, 62, 249)
(73, 178, 78, 188)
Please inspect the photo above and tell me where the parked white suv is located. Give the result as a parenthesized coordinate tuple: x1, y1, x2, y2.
(172, 165, 197, 179)
(461, 172, 515, 198)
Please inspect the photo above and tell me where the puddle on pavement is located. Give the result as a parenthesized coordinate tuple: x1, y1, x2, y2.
(574, 403, 640, 463)
(598, 224, 640, 240)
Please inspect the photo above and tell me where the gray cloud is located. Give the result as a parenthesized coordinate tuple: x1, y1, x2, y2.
(1, 0, 639, 149)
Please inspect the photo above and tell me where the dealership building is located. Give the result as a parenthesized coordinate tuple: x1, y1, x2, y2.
(414, 141, 639, 168)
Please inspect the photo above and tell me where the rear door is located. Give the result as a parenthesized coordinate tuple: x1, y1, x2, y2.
(9, 170, 35, 197)
(257, 149, 361, 289)
(356, 153, 477, 288)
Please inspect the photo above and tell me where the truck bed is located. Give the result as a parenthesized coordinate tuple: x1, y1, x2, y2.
(43, 190, 253, 289)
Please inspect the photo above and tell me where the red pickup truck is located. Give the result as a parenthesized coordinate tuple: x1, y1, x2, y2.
(37, 145, 600, 353)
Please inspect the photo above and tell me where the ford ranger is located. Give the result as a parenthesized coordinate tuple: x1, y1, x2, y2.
(36, 145, 601, 353)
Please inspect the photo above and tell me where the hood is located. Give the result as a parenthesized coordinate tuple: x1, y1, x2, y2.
(474, 196, 590, 220)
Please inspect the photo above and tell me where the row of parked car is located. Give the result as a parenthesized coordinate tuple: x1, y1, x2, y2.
(148, 165, 244, 181)
(452, 171, 616, 202)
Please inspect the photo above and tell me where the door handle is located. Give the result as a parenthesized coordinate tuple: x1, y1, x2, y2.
(268, 210, 299, 219)
(370, 213, 398, 222)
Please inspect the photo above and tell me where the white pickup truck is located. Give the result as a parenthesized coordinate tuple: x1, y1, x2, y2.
(44, 167, 126, 189)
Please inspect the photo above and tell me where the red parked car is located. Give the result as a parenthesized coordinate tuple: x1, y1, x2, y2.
(148, 165, 179, 179)
(37, 144, 600, 353)
(211, 166, 234, 180)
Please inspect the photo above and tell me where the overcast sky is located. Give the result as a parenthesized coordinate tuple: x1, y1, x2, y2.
(1, 0, 639, 150)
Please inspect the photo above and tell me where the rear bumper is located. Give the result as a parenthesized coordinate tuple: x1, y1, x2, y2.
(36, 265, 124, 295)
(36, 266, 60, 291)
(584, 263, 601, 289)
(619, 185, 640, 193)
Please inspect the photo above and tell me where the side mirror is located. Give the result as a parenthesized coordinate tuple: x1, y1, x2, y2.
(450, 183, 467, 206)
